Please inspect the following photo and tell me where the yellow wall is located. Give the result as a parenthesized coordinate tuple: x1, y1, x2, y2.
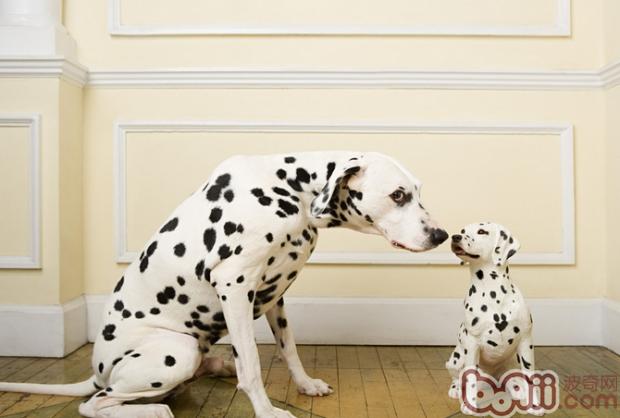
(604, 0, 620, 302)
(83, 88, 607, 299)
(65, 0, 604, 70)
(0, 126, 31, 257)
(3, 0, 620, 305)
(0, 79, 61, 304)
(0, 79, 84, 305)
(604, 0, 620, 63)
(607, 85, 620, 302)
(58, 80, 84, 303)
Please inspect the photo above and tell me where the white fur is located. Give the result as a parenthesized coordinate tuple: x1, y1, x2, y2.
(0, 152, 447, 417)
(446, 222, 544, 415)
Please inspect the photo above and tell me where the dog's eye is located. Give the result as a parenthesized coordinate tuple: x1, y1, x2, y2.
(390, 190, 405, 203)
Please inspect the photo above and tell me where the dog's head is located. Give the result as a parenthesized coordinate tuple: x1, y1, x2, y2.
(450, 222, 520, 266)
(310, 152, 448, 252)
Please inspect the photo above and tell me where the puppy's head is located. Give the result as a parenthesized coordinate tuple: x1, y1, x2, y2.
(450, 222, 520, 266)
(310, 152, 448, 252)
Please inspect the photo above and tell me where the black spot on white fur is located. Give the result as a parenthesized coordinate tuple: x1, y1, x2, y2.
(159, 218, 178, 233)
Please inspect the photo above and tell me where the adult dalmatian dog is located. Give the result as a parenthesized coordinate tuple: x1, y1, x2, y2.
(0, 151, 448, 418)
(446, 223, 542, 415)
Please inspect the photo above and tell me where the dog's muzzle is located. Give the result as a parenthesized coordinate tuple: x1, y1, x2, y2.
(450, 235, 480, 258)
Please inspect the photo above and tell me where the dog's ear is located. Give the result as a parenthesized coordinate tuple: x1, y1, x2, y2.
(310, 157, 365, 219)
(491, 226, 521, 266)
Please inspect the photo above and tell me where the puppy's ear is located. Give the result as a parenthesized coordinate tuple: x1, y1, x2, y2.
(491, 226, 521, 266)
(310, 157, 364, 219)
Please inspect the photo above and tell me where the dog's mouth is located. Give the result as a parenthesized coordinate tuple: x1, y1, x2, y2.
(451, 243, 480, 259)
(391, 241, 424, 253)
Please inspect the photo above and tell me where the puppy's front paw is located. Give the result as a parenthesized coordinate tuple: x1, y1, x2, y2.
(296, 377, 333, 397)
(448, 382, 460, 399)
(460, 402, 477, 415)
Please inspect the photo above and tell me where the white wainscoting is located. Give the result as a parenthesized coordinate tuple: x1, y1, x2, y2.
(0, 296, 87, 357)
(85, 295, 607, 347)
(114, 121, 575, 266)
(0, 114, 41, 269)
(2, 296, 615, 356)
(108, 0, 571, 37)
(603, 299, 620, 355)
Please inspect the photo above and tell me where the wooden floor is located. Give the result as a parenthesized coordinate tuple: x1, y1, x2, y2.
(0, 345, 618, 417)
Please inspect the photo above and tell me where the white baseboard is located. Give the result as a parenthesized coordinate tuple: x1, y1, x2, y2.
(0, 295, 87, 357)
(85, 295, 607, 347)
(2, 295, 615, 357)
(603, 299, 620, 355)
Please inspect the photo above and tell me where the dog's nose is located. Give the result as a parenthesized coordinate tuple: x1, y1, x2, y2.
(430, 228, 449, 245)
(451, 234, 462, 243)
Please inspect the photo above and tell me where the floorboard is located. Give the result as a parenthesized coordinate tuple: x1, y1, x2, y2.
(0, 345, 617, 417)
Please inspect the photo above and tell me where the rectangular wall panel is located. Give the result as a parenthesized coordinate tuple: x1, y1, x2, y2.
(115, 122, 574, 265)
(110, 0, 570, 36)
(0, 115, 40, 268)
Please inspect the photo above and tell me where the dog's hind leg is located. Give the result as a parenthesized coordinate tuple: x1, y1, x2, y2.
(195, 355, 236, 378)
(266, 298, 332, 397)
(79, 329, 202, 418)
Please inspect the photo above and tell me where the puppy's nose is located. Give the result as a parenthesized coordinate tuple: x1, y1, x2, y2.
(451, 234, 462, 243)
(430, 228, 449, 245)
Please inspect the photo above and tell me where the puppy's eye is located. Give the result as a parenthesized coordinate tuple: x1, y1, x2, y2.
(477, 229, 489, 235)
(390, 190, 405, 203)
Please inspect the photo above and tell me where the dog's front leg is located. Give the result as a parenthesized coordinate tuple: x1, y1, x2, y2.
(218, 279, 295, 418)
(266, 299, 333, 397)
(516, 335, 545, 416)
(459, 340, 481, 415)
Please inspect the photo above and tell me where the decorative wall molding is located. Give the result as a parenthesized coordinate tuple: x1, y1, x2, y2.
(2, 57, 620, 91)
(114, 121, 575, 265)
(108, 0, 571, 37)
(0, 295, 87, 357)
(88, 68, 605, 90)
(601, 60, 620, 89)
(0, 114, 41, 269)
(85, 295, 606, 347)
(0, 57, 87, 86)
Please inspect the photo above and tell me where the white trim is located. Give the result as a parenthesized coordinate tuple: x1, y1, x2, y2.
(84, 294, 108, 343)
(2, 57, 620, 91)
(87, 68, 604, 90)
(0, 295, 87, 357)
(0, 57, 87, 86)
(603, 299, 620, 355)
(84, 295, 603, 346)
(0, 114, 41, 269)
(601, 60, 620, 89)
(107, 0, 571, 37)
(114, 121, 575, 265)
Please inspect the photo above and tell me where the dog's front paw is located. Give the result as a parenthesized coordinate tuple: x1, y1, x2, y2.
(296, 377, 333, 397)
(448, 382, 460, 399)
(257, 407, 296, 418)
(460, 402, 477, 415)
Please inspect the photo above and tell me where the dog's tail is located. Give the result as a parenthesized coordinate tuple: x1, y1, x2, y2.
(0, 375, 98, 397)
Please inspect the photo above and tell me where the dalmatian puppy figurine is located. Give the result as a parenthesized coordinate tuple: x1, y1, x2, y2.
(446, 222, 544, 416)
(0, 151, 448, 418)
